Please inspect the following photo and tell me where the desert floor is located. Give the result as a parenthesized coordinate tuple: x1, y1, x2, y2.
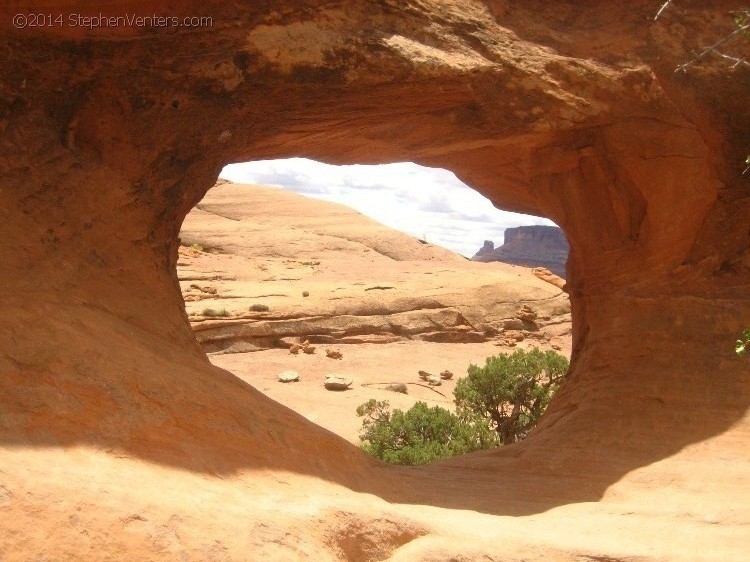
(181, 182, 572, 445)
(209, 339, 567, 445)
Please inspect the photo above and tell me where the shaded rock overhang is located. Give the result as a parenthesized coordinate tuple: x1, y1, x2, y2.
(0, 0, 748, 510)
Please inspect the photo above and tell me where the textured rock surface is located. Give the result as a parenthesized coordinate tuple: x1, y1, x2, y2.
(179, 181, 570, 352)
(473, 225, 570, 277)
(533, 267, 566, 289)
(1, 1, 750, 560)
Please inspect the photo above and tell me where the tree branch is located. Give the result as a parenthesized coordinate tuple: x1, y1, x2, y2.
(714, 50, 750, 69)
(359, 381, 447, 397)
(675, 23, 750, 72)
(654, 0, 673, 21)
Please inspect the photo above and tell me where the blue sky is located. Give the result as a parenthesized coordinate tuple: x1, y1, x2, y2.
(220, 158, 554, 257)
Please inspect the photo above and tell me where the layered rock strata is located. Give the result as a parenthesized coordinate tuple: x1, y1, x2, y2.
(178, 181, 571, 353)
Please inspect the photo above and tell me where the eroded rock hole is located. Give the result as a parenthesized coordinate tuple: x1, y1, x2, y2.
(177, 158, 572, 457)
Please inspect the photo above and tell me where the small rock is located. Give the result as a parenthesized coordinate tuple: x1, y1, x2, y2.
(439, 370, 453, 380)
(302, 291, 310, 297)
(326, 349, 343, 360)
(494, 339, 517, 347)
(418, 370, 432, 380)
(385, 383, 408, 394)
(278, 371, 300, 383)
(551, 343, 562, 351)
(427, 375, 442, 386)
(515, 305, 538, 323)
(289, 343, 301, 354)
(504, 330, 525, 342)
(299, 339, 316, 354)
(324, 375, 352, 391)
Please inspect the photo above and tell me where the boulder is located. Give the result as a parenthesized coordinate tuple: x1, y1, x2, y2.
(324, 376, 352, 391)
(503, 330, 525, 342)
(278, 371, 300, 383)
(325, 349, 343, 360)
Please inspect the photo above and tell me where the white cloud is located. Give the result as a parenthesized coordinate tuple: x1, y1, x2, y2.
(220, 158, 555, 257)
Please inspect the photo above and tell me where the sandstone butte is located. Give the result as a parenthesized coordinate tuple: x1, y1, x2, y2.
(1, 1, 749, 560)
(472, 225, 570, 278)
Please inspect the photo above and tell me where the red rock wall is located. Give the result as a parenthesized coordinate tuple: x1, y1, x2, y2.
(1, 0, 749, 506)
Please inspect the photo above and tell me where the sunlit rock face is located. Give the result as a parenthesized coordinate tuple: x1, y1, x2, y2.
(1, 1, 749, 559)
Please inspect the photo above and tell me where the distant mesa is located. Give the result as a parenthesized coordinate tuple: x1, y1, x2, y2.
(472, 225, 569, 278)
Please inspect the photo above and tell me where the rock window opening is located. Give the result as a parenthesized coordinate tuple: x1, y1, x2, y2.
(176, 158, 572, 455)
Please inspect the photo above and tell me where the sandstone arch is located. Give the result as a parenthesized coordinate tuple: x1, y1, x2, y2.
(2, 1, 749, 558)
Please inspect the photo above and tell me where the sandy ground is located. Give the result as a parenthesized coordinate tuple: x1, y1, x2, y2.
(210, 339, 568, 444)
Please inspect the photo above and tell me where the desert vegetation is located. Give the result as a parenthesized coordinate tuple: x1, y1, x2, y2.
(455, 348, 569, 445)
(356, 399, 499, 465)
(738, 329, 750, 355)
(357, 348, 569, 465)
(201, 307, 230, 317)
(656, 3, 750, 171)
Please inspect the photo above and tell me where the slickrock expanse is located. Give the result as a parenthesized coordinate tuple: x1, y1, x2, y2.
(178, 180, 571, 442)
(473, 225, 570, 278)
(2, 1, 749, 560)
